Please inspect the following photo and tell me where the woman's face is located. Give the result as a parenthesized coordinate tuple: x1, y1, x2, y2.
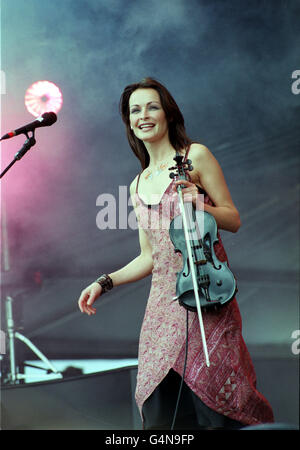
(129, 88, 169, 143)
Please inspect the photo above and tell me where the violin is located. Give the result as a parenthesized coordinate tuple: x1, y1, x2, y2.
(168, 152, 237, 366)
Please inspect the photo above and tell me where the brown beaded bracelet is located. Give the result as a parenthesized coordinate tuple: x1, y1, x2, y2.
(95, 274, 114, 294)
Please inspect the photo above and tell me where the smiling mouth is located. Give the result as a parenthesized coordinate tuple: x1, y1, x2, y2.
(139, 123, 155, 130)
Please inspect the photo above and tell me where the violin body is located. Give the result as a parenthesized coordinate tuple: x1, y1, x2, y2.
(169, 209, 237, 311)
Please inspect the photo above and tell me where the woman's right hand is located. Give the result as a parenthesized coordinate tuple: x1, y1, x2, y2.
(78, 282, 103, 316)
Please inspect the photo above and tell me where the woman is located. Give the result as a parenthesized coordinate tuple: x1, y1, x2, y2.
(78, 77, 274, 430)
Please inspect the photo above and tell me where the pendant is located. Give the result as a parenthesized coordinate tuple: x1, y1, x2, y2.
(144, 171, 153, 180)
(145, 162, 168, 180)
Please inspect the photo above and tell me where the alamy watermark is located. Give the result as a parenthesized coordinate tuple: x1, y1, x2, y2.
(96, 186, 138, 230)
(291, 70, 300, 95)
(96, 186, 205, 236)
(291, 329, 300, 355)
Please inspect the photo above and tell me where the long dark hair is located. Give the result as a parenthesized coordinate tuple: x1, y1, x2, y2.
(119, 77, 192, 169)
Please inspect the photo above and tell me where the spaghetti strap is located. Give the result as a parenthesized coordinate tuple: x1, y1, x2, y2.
(183, 144, 192, 181)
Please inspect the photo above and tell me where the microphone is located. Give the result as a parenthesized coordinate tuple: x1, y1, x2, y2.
(1, 112, 57, 140)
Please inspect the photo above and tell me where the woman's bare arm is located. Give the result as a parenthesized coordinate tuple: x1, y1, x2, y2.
(175, 143, 241, 233)
(78, 176, 153, 315)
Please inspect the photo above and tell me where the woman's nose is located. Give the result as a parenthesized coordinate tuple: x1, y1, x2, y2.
(140, 107, 150, 120)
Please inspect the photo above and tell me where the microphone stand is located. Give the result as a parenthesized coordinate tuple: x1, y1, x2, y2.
(0, 132, 36, 179)
(0, 133, 62, 383)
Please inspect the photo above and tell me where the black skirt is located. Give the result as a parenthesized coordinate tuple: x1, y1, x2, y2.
(142, 369, 244, 430)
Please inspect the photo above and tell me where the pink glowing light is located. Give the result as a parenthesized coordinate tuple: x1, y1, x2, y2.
(25, 80, 63, 117)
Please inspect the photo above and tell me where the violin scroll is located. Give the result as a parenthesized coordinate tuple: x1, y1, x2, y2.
(169, 154, 193, 180)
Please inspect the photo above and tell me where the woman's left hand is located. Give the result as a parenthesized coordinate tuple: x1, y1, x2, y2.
(173, 179, 204, 210)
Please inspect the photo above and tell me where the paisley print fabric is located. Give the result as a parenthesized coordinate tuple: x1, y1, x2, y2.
(133, 149, 274, 426)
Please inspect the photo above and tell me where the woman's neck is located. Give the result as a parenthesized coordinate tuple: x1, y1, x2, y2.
(144, 135, 176, 167)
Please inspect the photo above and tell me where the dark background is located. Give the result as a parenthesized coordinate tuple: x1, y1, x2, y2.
(1, 0, 299, 426)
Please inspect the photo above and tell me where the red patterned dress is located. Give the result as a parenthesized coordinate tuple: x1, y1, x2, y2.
(133, 149, 274, 427)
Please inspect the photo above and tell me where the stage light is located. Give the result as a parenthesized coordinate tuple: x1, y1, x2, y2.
(25, 80, 63, 117)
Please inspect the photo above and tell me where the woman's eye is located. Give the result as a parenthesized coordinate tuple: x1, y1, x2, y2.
(130, 105, 159, 114)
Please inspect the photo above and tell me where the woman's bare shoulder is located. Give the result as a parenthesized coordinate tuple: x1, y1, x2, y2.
(189, 142, 212, 160)
(187, 142, 216, 182)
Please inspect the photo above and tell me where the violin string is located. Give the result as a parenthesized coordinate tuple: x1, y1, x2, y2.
(184, 199, 205, 284)
(174, 157, 207, 296)
(179, 158, 208, 303)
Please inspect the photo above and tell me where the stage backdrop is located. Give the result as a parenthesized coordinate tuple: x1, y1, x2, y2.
(1, 0, 299, 424)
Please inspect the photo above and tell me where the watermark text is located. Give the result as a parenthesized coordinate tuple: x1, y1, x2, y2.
(291, 70, 300, 94)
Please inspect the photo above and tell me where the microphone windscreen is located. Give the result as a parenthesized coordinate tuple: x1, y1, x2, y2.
(41, 112, 57, 126)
